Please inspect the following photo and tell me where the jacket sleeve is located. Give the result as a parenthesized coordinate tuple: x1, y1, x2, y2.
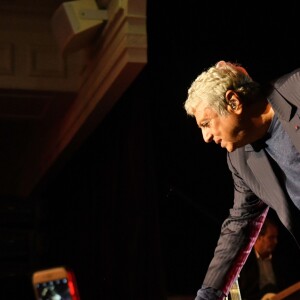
(195, 285, 225, 300)
(199, 153, 269, 297)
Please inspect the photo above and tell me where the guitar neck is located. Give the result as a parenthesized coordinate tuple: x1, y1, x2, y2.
(226, 279, 242, 300)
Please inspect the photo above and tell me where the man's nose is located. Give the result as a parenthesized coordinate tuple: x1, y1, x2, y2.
(202, 128, 213, 143)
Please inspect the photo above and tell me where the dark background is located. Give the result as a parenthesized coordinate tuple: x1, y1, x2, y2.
(2, 1, 300, 299)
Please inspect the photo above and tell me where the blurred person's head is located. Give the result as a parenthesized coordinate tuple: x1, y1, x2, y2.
(254, 217, 279, 259)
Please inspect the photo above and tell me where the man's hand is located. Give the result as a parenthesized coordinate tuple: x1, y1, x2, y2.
(261, 292, 276, 300)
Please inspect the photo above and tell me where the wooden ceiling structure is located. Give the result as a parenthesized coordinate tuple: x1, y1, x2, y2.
(0, 0, 147, 198)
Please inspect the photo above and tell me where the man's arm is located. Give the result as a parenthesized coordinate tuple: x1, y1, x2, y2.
(201, 209, 267, 295)
(197, 152, 269, 296)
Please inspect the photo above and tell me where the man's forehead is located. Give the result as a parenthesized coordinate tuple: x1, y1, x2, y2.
(195, 105, 214, 119)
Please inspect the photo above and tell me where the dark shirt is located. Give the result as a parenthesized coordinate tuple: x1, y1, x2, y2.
(238, 250, 288, 300)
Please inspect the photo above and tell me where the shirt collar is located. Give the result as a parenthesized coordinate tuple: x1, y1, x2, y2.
(254, 249, 272, 260)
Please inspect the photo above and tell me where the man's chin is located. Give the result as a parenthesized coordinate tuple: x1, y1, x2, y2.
(226, 142, 243, 152)
(225, 146, 235, 152)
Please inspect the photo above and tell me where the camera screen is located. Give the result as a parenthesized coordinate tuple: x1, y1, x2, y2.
(34, 277, 73, 300)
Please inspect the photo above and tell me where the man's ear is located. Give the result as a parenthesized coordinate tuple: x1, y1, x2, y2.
(225, 90, 241, 113)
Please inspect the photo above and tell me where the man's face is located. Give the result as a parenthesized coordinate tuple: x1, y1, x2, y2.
(194, 103, 251, 152)
(256, 225, 278, 257)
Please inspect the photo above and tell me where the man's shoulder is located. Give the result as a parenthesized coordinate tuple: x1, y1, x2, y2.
(273, 68, 300, 96)
(268, 67, 300, 115)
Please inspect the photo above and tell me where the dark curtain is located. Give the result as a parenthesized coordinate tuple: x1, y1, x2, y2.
(34, 69, 168, 300)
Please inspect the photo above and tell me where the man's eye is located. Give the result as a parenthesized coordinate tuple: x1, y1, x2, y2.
(201, 121, 209, 128)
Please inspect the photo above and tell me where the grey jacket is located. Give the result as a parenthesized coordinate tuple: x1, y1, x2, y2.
(202, 68, 300, 297)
